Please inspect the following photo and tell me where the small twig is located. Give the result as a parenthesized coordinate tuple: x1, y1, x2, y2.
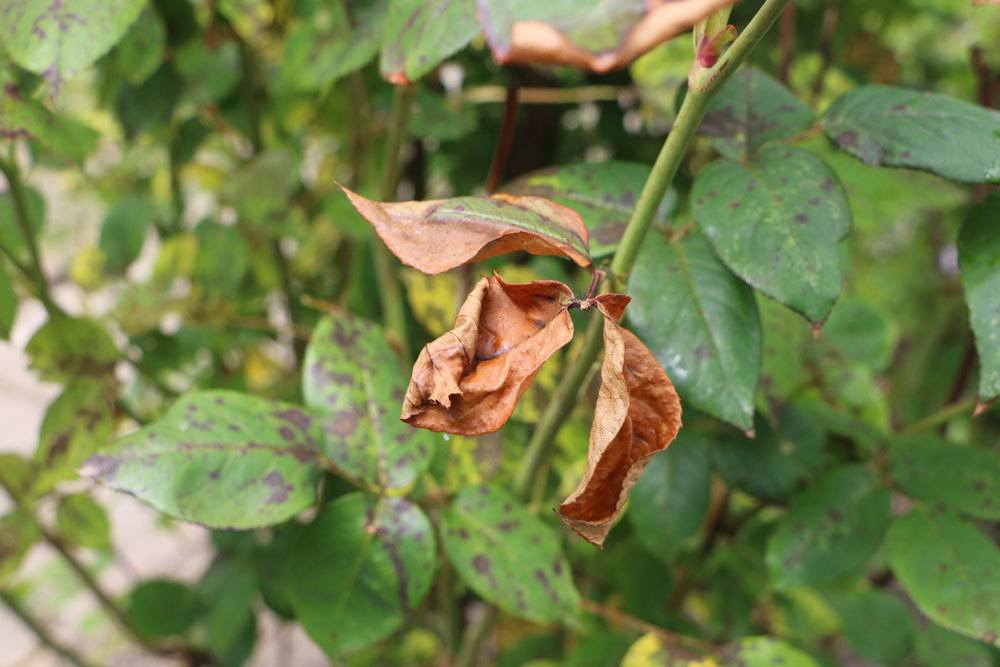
(462, 84, 629, 106)
(454, 604, 497, 667)
(899, 396, 978, 435)
(810, 4, 839, 104)
(778, 2, 796, 85)
(0, 155, 61, 316)
(373, 86, 416, 360)
(484, 75, 521, 194)
(580, 598, 715, 656)
(0, 590, 98, 667)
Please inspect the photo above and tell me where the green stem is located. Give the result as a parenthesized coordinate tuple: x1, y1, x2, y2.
(0, 156, 61, 315)
(0, 589, 97, 667)
(900, 396, 977, 435)
(375, 85, 416, 359)
(514, 0, 791, 519)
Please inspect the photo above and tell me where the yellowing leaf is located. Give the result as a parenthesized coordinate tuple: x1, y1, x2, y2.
(559, 294, 682, 547)
(402, 274, 574, 435)
(341, 186, 591, 274)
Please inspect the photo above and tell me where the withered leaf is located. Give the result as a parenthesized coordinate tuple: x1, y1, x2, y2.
(559, 294, 682, 547)
(402, 274, 574, 435)
(341, 186, 591, 274)
(479, 0, 737, 73)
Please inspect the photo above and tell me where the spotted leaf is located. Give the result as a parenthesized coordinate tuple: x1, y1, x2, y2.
(82, 391, 323, 529)
(305, 311, 434, 490)
(442, 485, 579, 623)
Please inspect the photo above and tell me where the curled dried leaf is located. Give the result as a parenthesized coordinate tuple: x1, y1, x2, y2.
(480, 0, 737, 73)
(559, 293, 682, 546)
(402, 274, 574, 435)
(341, 186, 590, 274)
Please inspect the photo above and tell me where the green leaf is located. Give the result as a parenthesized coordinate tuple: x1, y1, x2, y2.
(199, 559, 258, 665)
(887, 509, 1000, 647)
(35, 379, 117, 491)
(915, 622, 996, 667)
(303, 312, 434, 492)
(626, 433, 710, 564)
(0, 261, 15, 340)
(822, 85, 1000, 183)
(0, 0, 146, 87)
(221, 148, 301, 231)
(890, 435, 1000, 520)
(83, 391, 323, 529)
(766, 465, 890, 587)
(629, 230, 760, 430)
(816, 297, 898, 371)
(621, 634, 820, 667)
(0, 84, 97, 159)
(99, 195, 153, 275)
(0, 511, 39, 584)
(126, 579, 200, 640)
(26, 316, 119, 382)
(502, 161, 676, 258)
(173, 40, 241, 106)
(722, 637, 822, 666)
(711, 405, 825, 503)
(278, 0, 387, 91)
(958, 193, 1000, 402)
(828, 590, 915, 665)
(0, 185, 44, 263)
(110, 6, 166, 85)
(55, 493, 111, 552)
(380, 0, 479, 84)
(193, 220, 250, 296)
(630, 39, 690, 124)
(0, 453, 35, 500)
(701, 66, 815, 161)
(692, 145, 850, 323)
(442, 485, 579, 623)
(287, 493, 436, 658)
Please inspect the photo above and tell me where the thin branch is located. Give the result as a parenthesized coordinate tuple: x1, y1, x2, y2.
(462, 84, 628, 105)
(0, 590, 98, 667)
(580, 598, 715, 656)
(484, 75, 521, 194)
(899, 396, 978, 435)
(374, 85, 416, 360)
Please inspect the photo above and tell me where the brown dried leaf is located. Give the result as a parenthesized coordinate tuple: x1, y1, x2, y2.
(341, 186, 591, 274)
(402, 274, 575, 435)
(559, 293, 682, 546)
(480, 0, 737, 73)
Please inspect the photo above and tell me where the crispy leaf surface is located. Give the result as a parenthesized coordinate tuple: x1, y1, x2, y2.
(478, 0, 735, 72)
(403, 274, 574, 435)
(304, 311, 434, 491)
(82, 391, 322, 529)
(342, 186, 591, 273)
(559, 295, 682, 546)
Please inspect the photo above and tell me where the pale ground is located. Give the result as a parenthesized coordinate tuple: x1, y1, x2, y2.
(0, 172, 327, 666)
